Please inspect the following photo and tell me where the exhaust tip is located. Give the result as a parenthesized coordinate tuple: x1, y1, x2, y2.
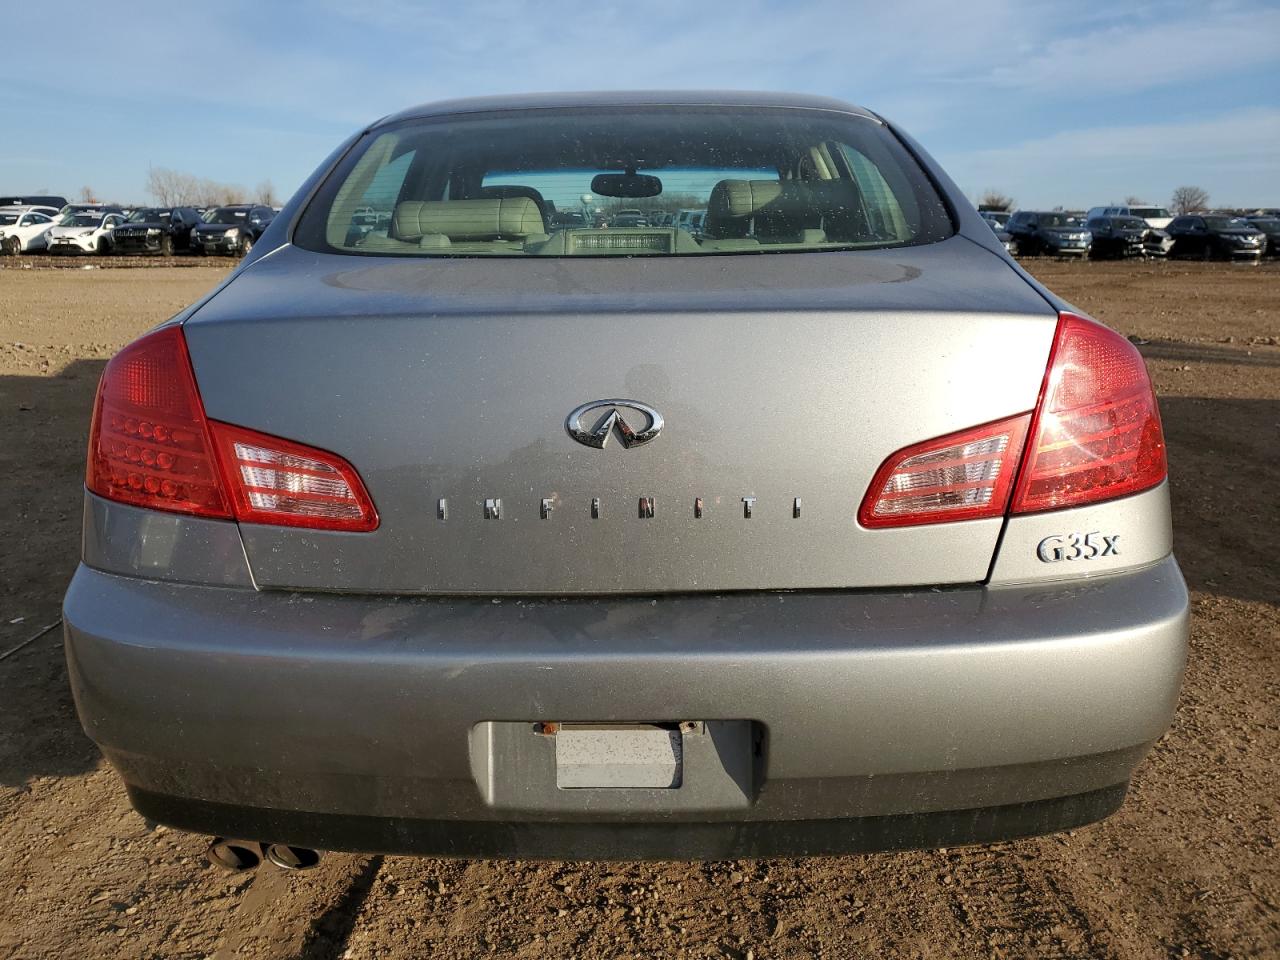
(206, 838, 263, 872)
(265, 843, 321, 871)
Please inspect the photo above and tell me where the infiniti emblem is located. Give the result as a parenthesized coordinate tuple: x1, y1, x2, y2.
(566, 399, 664, 449)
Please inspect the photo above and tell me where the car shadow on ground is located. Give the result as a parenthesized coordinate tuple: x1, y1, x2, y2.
(0, 360, 106, 788)
(1153, 396, 1278, 606)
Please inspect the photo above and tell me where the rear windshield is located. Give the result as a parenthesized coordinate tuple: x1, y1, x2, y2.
(204, 208, 249, 224)
(60, 213, 103, 227)
(1204, 216, 1252, 230)
(296, 107, 954, 257)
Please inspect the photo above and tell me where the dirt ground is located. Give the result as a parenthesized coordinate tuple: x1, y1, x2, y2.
(0, 258, 1276, 959)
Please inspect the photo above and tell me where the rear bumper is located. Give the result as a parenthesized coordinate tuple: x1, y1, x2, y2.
(128, 783, 1128, 860)
(64, 557, 1188, 858)
(112, 236, 164, 254)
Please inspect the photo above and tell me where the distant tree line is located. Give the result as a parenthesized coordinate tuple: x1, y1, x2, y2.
(145, 167, 279, 208)
(977, 186, 1215, 216)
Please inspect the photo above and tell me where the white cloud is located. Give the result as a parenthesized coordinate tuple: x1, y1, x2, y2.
(980, 3, 1280, 95)
(945, 107, 1280, 208)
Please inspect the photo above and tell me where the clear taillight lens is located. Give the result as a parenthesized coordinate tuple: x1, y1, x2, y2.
(86, 326, 377, 531)
(858, 415, 1030, 528)
(209, 422, 378, 531)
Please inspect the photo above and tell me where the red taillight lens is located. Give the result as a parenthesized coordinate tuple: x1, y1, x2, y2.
(87, 326, 231, 518)
(858, 414, 1030, 528)
(1010, 312, 1166, 513)
(208, 421, 378, 531)
(87, 326, 378, 531)
(857, 311, 1166, 528)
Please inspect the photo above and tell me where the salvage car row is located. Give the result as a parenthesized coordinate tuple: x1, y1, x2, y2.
(0, 201, 276, 256)
(979, 207, 1279, 261)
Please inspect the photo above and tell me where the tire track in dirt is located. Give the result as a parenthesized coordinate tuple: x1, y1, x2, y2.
(944, 846, 1113, 958)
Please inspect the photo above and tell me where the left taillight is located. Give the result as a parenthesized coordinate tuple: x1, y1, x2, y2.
(87, 326, 231, 518)
(87, 326, 377, 531)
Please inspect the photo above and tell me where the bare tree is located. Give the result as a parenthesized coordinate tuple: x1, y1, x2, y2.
(978, 189, 1015, 211)
(80, 185, 98, 203)
(146, 167, 197, 206)
(254, 179, 279, 206)
(1124, 195, 1146, 205)
(1170, 185, 1209, 215)
(146, 166, 248, 207)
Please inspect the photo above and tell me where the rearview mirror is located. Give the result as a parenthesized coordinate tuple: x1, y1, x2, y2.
(590, 173, 662, 198)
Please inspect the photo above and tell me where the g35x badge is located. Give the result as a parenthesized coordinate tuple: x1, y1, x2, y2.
(566, 399, 663, 449)
(1037, 531, 1120, 563)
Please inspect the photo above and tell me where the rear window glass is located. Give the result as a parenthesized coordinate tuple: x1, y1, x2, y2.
(296, 107, 954, 258)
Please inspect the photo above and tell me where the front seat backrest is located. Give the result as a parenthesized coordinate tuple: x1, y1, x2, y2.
(704, 180, 783, 239)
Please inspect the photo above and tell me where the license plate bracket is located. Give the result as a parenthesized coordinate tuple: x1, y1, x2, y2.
(470, 720, 760, 813)
(555, 723, 684, 789)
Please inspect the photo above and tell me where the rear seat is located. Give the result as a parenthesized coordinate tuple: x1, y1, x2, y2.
(356, 197, 549, 252)
(393, 197, 548, 249)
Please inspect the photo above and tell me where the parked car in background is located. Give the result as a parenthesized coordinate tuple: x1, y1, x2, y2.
(1165, 215, 1265, 261)
(0, 205, 59, 254)
(1005, 211, 1092, 257)
(982, 215, 1015, 253)
(64, 91, 1187, 865)
(0, 194, 68, 210)
(979, 210, 1011, 228)
(1085, 215, 1149, 259)
(1085, 205, 1173, 230)
(110, 207, 203, 256)
(1143, 228, 1174, 258)
(45, 208, 126, 254)
(611, 208, 648, 227)
(1244, 216, 1280, 256)
(190, 204, 275, 256)
(675, 208, 704, 233)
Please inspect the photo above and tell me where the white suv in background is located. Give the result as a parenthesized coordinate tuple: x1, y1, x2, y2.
(44, 209, 126, 255)
(0, 206, 59, 254)
(1086, 205, 1173, 229)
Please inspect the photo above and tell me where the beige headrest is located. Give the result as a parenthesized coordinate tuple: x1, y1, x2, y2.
(392, 197, 546, 241)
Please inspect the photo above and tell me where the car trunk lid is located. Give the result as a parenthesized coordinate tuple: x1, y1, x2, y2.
(183, 238, 1057, 594)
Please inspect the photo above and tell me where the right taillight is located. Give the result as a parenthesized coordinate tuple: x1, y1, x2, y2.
(1010, 311, 1166, 514)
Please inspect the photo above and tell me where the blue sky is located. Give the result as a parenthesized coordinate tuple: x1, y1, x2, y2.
(3, 0, 1278, 209)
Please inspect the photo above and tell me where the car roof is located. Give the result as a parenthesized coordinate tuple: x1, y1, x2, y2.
(376, 90, 880, 127)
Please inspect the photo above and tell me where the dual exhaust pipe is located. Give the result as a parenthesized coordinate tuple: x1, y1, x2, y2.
(206, 838, 321, 873)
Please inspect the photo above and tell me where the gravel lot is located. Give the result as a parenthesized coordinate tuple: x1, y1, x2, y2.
(1, 258, 1276, 959)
